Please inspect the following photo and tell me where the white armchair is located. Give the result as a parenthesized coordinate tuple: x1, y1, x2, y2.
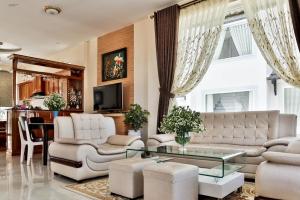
(49, 113, 144, 181)
(255, 140, 300, 200)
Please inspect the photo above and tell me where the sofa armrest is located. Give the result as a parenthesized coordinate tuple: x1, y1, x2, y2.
(107, 135, 141, 146)
(264, 137, 299, 148)
(263, 151, 300, 166)
(147, 134, 175, 146)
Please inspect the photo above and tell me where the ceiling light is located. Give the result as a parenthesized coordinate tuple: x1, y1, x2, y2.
(44, 6, 62, 15)
(0, 42, 21, 53)
(8, 3, 19, 7)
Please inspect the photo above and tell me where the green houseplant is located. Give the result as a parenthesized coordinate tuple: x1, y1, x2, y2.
(124, 104, 150, 136)
(43, 93, 66, 118)
(159, 106, 205, 150)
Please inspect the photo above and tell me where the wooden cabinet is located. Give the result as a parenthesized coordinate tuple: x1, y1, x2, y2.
(18, 76, 46, 100)
(32, 76, 43, 93)
(45, 78, 60, 95)
(18, 81, 33, 100)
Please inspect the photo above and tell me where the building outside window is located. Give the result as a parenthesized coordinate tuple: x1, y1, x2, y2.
(206, 91, 250, 112)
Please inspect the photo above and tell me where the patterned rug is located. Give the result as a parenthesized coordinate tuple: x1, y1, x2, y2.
(65, 177, 256, 200)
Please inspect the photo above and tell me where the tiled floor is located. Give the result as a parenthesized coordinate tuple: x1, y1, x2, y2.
(0, 152, 89, 200)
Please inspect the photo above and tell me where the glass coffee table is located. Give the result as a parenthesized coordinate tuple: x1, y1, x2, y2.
(126, 145, 245, 179)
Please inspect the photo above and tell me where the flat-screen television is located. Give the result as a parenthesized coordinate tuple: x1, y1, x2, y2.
(93, 83, 123, 112)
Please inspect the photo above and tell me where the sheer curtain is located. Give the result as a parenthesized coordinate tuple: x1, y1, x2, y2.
(242, 0, 300, 87)
(229, 23, 252, 56)
(213, 28, 226, 59)
(171, 0, 229, 101)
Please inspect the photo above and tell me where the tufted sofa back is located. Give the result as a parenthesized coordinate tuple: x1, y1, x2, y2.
(190, 110, 280, 146)
(54, 113, 116, 147)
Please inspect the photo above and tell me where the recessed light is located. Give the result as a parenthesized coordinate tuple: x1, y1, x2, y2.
(44, 6, 62, 15)
(8, 3, 19, 7)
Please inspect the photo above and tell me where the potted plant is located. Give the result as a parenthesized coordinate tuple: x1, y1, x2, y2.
(124, 104, 150, 136)
(43, 93, 66, 118)
(159, 106, 205, 151)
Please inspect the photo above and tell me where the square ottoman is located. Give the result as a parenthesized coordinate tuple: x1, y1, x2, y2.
(143, 162, 199, 200)
(109, 158, 155, 199)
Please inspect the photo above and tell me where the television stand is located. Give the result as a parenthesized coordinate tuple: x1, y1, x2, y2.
(97, 110, 124, 114)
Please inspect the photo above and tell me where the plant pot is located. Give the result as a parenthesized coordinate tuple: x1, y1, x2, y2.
(175, 133, 191, 151)
(128, 130, 141, 136)
(53, 111, 59, 118)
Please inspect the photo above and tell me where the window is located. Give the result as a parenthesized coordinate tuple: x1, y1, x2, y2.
(216, 23, 252, 59)
(206, 91, 250, 112)
(0, 108, 7, 121)
(218, 30, 239, 59)
(284, 87, 300, 134)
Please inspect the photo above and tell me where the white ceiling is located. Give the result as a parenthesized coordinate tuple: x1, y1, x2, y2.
(0, 0, 178, 66)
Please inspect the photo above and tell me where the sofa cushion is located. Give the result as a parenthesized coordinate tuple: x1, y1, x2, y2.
(187, 143, 266, 157)
(286, 140, 300, 154)
(98, 143, 127, 155)
(107, 135, 141, 146)
(148, 134, 175, 143)
(71, 113, 110, 146)
(263, 151, 300, 166)
(190, 111, 279, 146)
(54, 117, 75, 140)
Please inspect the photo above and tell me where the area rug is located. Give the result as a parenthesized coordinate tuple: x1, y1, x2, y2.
(65, 177, 256, 200)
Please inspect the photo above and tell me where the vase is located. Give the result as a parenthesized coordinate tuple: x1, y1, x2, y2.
(128, 130, 141, 137)
(53, 111, 59, 118)
(175, 132, 191, 151)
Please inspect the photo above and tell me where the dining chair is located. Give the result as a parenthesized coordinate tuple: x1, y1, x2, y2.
(18, 116, 43, 165)
(28, 117, 44, 141)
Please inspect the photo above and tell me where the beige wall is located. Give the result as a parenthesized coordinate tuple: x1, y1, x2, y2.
(45, 18, 160, 136)
(134, 18, 159, 137)
(0, 71, 13, 107)
(47, 39, 98, 112)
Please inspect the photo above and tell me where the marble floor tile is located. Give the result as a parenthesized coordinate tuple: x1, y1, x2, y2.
(0, 152, 89, 200)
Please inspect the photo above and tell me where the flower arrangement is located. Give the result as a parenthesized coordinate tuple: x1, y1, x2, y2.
(43, 93, 66, 111)
(159, 106, 205, 148)
(124, 104, 150, 131)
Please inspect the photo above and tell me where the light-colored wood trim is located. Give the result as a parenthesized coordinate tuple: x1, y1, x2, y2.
(10, 54, 85, 70)
(103, 113, 125, 117)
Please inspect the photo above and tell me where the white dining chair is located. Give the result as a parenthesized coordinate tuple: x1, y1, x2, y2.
(18, 116, 43, 166)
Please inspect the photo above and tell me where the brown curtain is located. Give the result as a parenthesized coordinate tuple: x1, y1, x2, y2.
(289, 0, 300, 51)
(154, 5, 179, 134)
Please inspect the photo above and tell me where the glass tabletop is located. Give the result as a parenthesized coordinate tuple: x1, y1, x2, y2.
(127, 146, 245, 178)
(127, 146, 245, 161)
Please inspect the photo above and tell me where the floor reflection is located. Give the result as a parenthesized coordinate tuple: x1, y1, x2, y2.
(0, 152, 89, 200)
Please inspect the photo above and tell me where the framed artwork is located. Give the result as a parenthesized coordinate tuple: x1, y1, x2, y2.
(102, 48, 127, 81)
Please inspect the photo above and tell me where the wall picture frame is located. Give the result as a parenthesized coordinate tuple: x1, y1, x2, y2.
(102, 48, 127, 81)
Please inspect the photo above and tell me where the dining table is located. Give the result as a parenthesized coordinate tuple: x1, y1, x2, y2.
(27, 122, 54, 165)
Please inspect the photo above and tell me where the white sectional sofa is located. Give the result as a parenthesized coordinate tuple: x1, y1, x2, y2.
(49, 113, 144, 181)
(256, 140, 300, 200)
(147, 110, 298, 178)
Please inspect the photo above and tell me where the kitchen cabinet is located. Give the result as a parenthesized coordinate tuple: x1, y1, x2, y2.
(32, 75, 44, 93)
(18, 76, 45, 100)
(18, 81, 33, 100)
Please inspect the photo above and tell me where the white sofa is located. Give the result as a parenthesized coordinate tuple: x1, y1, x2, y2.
(255, 140, 300, 200)
(49, 113, 144, 181)
(147, 110, 298, 178)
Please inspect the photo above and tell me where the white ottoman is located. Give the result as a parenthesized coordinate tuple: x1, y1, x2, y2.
(109, 158, 155, 199)
(143, 162, 199, 200)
